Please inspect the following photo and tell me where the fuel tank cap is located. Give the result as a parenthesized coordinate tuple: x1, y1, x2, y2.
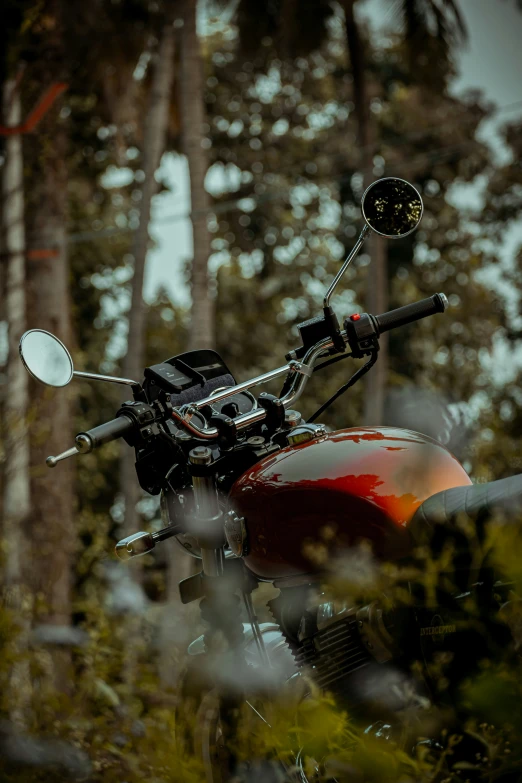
(286, 423, 326, 446)
(284, 409, 302, 428)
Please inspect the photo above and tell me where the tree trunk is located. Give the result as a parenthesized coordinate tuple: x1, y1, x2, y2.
(344, 0, 370, 158)
(343, 0, 388, 425)
(25, 115, 75, 698)
(1, 78, 33, 727)
(179, 0, 214, 351)
(120, 24, 175, 536)
(363, 235, 388, 423)
(2, 80, 30, 587)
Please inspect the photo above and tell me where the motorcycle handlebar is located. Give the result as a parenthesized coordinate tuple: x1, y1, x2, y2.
(68, 293, 449, 452)
(374, 293, 448, 335)
(75, 414, 134, 453)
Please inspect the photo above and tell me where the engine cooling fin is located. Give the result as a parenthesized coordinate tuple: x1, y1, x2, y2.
(267, 590, 373, 702)
(295, 615, 371, 694)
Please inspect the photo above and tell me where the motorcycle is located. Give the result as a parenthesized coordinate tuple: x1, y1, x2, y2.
(19, 177, 522, 781)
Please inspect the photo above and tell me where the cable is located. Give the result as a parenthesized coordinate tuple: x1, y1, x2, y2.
(307, 349, 378, 423)
(278, 342, 352, 399)
(313, 351, 353, 373)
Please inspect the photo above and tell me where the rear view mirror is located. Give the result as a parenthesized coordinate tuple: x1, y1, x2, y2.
(323, 177, 423, 309)
(362, 177, 423, 239)
(19, 330, 73, 387)
(20, 329, 141, 390)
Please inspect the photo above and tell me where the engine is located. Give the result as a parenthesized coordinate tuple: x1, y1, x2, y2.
(267, 588, 401, 707)
(293, 611, 372, 700)
(269, 575, 517, 716)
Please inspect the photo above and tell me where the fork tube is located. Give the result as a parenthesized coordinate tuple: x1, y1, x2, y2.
(201, 547, 224, 577)
(189, 446, 224, 577)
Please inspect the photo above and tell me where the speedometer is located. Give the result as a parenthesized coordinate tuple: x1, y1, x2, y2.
(208, 388, 257, 417)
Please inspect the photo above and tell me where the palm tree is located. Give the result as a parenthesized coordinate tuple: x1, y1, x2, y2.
(179, 0, 215, 351)
(234, 0, 467, 424)
(6, 0, 162, 690)
(2, 75, 32, 725)
(120, 22, 176, 536)
(341, 0, 467, 424)
(20, 5, 75, 689)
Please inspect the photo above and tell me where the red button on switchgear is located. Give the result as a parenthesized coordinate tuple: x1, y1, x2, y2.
(349, 314, 361, 321)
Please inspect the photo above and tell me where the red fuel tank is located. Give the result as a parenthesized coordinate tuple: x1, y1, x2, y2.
(228, 427, 471, 582)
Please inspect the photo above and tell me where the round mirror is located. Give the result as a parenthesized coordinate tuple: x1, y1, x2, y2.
(361, 177, 423, 238)
(19, 330, 73, 387)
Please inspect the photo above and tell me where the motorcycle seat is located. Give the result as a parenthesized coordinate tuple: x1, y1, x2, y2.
(410, 473, 522, 545)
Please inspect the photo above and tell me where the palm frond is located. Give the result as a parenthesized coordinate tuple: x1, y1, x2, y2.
(234, 0, 334, 58)
(395, 0, 467, 86)
(399, 0, 467, 49)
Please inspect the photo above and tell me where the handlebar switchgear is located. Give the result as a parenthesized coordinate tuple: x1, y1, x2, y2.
(344, 293, 448, 358)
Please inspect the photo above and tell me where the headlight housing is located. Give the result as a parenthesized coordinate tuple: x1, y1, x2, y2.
(160, 485, 201, 559)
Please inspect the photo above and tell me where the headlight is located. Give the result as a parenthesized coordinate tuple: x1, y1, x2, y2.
(160, 486, 201, 559)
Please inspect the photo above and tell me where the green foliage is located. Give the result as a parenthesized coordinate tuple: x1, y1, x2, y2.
(2, 0, 522, 780)
(205, 10, 516, 478)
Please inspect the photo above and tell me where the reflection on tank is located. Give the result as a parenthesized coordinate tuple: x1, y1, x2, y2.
(229, 426, 471, 581)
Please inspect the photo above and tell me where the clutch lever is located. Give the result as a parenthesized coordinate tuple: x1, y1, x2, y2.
(45, 431, 99, 467)
(46, 446, 80, 468)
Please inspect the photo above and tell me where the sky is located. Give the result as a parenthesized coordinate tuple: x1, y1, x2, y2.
(142, 0, 522, 307)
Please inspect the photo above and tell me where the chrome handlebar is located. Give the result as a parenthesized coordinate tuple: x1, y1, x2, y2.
(45, 288, 448, 463)
(46, 332, 342, 464)
(170, 334, 341, 440)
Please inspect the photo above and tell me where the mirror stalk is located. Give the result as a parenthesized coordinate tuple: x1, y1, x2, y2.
(73, 370, 140, 388)
(323, 224, 371, 310)
(320, 178, 423, 348)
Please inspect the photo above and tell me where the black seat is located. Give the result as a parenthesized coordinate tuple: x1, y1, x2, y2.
(410, 473, 522, 545)
(408, 476, 522, 697)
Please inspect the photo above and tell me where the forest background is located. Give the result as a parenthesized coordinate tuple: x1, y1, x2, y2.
(1, 0, 522, 780)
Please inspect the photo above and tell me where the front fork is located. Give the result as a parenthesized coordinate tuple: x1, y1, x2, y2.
(189, 445, 244, 657)
(189, 447, 260, 779)
(189, 446, 226, 579)
(115, 444, 269, 661)
(189, 446, 268, 662)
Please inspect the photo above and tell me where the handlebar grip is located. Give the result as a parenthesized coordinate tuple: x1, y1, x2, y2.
(76, 414, 134, 452)
(374, 293, 448, 335)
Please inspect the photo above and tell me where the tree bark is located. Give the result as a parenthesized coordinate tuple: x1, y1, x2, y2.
(1, 78, 33, 727)
(343, 0, 388, 425)
(26, 121, 74, 631)
(179, 0, 215, 351)
(363, 235, 388, 423)
(2, 80, 30, 586)
(120, 24, 175, 536)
